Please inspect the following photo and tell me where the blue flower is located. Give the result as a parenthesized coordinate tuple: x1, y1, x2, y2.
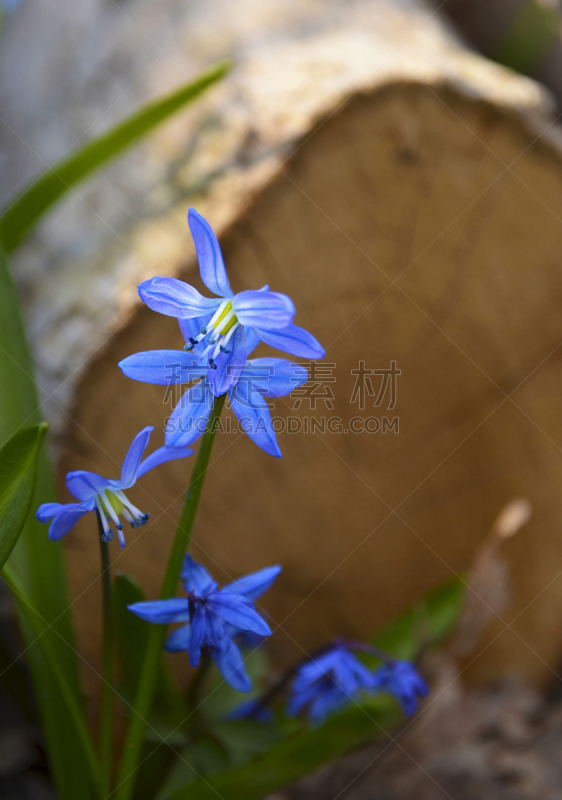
(135, 208, 324, 396)
(36, 427, 192, 547)
(128, 555, 281, 693)
(225, 698, 275, 723)
(372, 660, 428, 716)
(120, 352, 309, 458)
(287, 642, 378, 726)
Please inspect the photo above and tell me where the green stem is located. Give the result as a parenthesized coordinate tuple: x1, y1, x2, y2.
(97, 517, 113, 798)
(115, 394, 226, 800)
(1, 564, 101, 794)
(186, 654, 211, 719)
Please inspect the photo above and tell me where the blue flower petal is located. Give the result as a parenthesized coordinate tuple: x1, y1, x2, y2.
(164, 624, 191, 653)
(188, 605, 208, 667)
(204, 609, 232, 659)
(127, 599, 191, 624)
(36, 503, 64, 523)
(232, 290, 295, 331)
(165, 381, 214, 447)
(247, 358, 307, 398)
(138, 277, 221, 319)
(119, 351, 207, 386)
(136, 444, 193, 480)
(253, 324, 325, 359)
(245, 327, 261, 357)
(207, 594, 272, 637)
(229, 377, 281, 458)
(226, 698, 275, 723)
(309, 688, 345, 725)
(221, 565, 281, 601)
(180, 554, 216, 596)
(215, 639, 252, 693)
(119, 426, 153, 489)
(45, 501, 94, 541)
(66, 471, 110, 501)
(188, 209, 233, 299)
(208, 325, 247, 397)
(286, 683, 320, 717)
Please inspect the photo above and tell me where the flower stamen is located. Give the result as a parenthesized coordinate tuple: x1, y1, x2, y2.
(183, 300, 239, 361)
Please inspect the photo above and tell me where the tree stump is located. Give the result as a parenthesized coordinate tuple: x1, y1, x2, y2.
(9, 0, 562, 694)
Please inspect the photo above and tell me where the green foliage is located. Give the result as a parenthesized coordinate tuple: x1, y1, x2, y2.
(2, 564, 100, 793)
(0, 247, 91, 799)
(494, 1, 560, 75)
(0, 59, 232, 252)
(161, 698, 398, 800)
(0, 423, 47, 569)
(374, 575, 464, 660)
(113, 572, 185, 717)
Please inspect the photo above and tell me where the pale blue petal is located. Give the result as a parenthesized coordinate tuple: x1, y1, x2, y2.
(253, 324, 325, 359)
(127, 598, 191, 625)
(208, 325, 247, 397)
(119, 351, 207, 386)
(46, 501, 94, 541)
(180, 554, 215, 595)
(207, 594, 272, 636)
(136, 445, 193, 480)
(221, 565, 281, 601)
(188, 209, 233, 298)
(138, 277, 220, 319)
(229, 378, 281, 458)
(66, 471, 110, 501)
(232, 290, 295, 330)
(215, 639, 251, 693)
(246, 358, 307, 398)
(245, 328, 261, 357)
(165, 382, 213, 447)
(36, 502, 67, 523)
(120, 426, 153, 489)
(188, 606, 207, 667)
(165, 625, 191, 653)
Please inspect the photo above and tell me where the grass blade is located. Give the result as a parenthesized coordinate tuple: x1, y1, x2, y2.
(0, 247, 95, 799)
(0, 59, 232, 252)
(0, 423, 47, 569)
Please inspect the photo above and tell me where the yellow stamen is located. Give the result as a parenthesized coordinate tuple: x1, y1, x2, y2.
(99, 490, 124, 517)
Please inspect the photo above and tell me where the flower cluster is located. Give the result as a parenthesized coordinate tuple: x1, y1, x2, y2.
(129, 554, 280, 692)
(119, 208, 324, 457)
(35, 208, 429, 737)
(232, 640, 428, 726)
(288, 643, 428, 724)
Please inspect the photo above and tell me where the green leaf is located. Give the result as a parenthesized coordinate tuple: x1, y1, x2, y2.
(374, 575, 464, 660)
(0, 424, 47, 569)
(113, 573, 150, 700)
(0, 247, 93, 799)
(0, 59, 232, 252)
(113, 572, 186, 719)
(2, 564, 100, 792)
(161, 698, 398, 800)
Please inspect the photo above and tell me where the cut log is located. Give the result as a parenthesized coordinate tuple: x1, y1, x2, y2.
(9, 0, 562, 694)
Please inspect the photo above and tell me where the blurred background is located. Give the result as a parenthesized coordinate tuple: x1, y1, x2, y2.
(2, 1, 562, 797)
